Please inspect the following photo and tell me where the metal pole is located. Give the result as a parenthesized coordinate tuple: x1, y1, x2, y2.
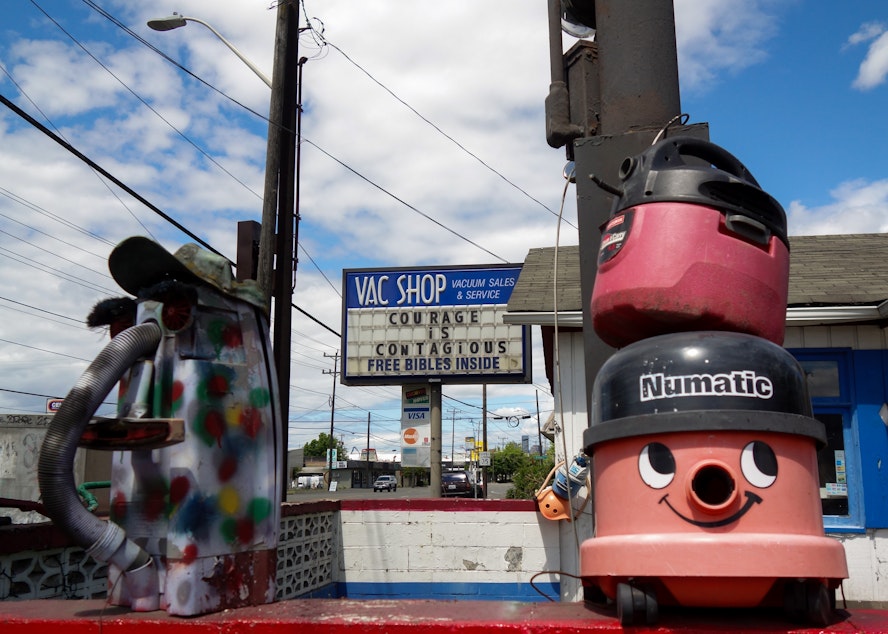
(536, 390, 543, 456)
(594, 0, 681, 135)
(430, 382, 442, 498)
(573, 0, 695, 413)
(481, 384, 488, 498)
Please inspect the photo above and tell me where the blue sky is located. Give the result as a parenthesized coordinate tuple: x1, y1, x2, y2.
(680, 2, 888, 230)
(1, 1, 887, 455)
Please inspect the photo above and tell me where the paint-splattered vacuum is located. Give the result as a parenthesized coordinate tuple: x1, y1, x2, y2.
(579, 136, 848, 625)
(38, 237, 282, 616)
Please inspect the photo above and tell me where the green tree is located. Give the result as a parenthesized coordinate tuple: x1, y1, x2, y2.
(490, 442, 529, 482)
(303, 433, 346, 459)
(507, 446, 556, 500)
(401, 466, 428, 487)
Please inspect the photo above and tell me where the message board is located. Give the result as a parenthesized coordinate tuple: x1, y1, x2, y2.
(342, 264, 530, 386)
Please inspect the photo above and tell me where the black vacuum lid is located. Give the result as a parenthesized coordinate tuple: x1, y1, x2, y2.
(612, 136, 788, 247)
(592, 331, 812, 423)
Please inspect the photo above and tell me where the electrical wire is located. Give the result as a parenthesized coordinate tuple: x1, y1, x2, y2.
(31, 0, 262, 204)
(312, 31, 577, 231)
(302, 138, 507, 263)
(7, 2, 548, 444)
(0, 93, 225, 259)
(0, 60, 157, 242)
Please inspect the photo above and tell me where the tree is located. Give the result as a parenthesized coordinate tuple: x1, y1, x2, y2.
(507, 446, 556, 500)
(303, 433, 346, 459)
(490, 442, 529, 482)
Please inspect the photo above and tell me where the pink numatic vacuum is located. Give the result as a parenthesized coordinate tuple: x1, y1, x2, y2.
(580, 137, 848, 626)
(39, 237, 282, 616)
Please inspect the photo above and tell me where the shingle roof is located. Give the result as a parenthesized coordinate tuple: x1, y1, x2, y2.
(507, 234, 888, 314)
(788, 234, 888, 305)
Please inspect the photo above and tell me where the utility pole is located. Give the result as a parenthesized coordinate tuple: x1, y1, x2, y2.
(365, 412, 371, 488)
(323, 352, 339, 486)
(535, 390, 543, 456)
(257, 0, 302, 502)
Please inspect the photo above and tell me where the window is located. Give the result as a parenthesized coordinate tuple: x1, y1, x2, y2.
(791, 351, 863, 531)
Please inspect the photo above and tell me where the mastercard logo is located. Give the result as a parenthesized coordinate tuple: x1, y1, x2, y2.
(403, 428, 418, 444)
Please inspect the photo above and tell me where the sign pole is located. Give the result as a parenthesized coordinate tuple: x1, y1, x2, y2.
(430, 382, 442, 498)
(482, 384, 489, 498)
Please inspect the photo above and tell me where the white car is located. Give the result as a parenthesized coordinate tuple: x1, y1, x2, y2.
(373, 475, 397, 492)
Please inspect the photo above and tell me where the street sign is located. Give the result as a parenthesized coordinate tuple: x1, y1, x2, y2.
(479, 451, 491, 467)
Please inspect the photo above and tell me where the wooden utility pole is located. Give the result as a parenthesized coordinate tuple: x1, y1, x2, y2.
(258, 1, 301, 501)
(365, 412, 371, 488)
(323, 352, 340, 485)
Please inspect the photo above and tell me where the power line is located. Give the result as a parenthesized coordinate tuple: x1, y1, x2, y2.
(0, 338, 92, 363)
(0, 93, 225, 258)
(321, 37, 577, 231)
(32, 0, 262, 204)
(85, 1, 513, 270)
(303, 137, 507, 263)
(0, 59, 157, 241)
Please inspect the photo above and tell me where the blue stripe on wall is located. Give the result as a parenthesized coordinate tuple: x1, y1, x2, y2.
(332, 581, 560, 602)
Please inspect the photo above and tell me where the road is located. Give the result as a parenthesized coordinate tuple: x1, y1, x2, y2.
(286, 481, 514, 502)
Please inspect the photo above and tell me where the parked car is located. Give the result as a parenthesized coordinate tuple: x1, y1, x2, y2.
(373, 475, 397, 492)
(441, 471, 484, 498)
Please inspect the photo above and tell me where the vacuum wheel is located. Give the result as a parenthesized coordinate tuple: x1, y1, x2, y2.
(616, 582, 658, 626)
(784, 580, 834, 626)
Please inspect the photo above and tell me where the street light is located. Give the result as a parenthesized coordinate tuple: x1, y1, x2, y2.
(148, 7, 306, 502)
(147, 13, 272, 88)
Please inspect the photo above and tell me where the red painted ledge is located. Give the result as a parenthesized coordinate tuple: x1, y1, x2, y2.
(282, 498, 537, 514)
(339, 498, 535, 512)
(2, 598, 886, 633)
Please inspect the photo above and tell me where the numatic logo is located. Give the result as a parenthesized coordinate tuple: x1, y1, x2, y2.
(639, 370, 774, 402)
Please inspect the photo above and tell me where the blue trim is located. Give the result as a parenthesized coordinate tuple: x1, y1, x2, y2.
(788, 348, 888, 531)
(297, 583, 341, 599)
(789, 349, 861, 529)
(856, 350, 888, 528)
(336, 581, 559, 602)
(825, 526, 867, 535)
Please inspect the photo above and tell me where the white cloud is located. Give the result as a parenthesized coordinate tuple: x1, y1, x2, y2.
(852, 30, 888, 90)
(673, 0, 779, 92)
(787, 178, 888, 235)
(845, 21, 885, 47)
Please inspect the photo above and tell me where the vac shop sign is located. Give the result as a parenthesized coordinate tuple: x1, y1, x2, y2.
(342, 264, 530, 385)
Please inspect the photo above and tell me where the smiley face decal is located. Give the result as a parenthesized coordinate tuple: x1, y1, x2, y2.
(638, 440, 778, 528)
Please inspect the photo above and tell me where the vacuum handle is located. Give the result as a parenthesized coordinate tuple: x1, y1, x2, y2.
(725, 213, 771, 246)
(665, 137, 759, 186)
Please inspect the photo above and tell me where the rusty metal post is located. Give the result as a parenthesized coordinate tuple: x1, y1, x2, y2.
(571, 0, 708, 410)
(593, 0, 682, 135)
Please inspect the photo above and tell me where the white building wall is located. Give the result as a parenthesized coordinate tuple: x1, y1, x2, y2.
(836, 531, 888, 607)
(550, 330, 592, 602)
